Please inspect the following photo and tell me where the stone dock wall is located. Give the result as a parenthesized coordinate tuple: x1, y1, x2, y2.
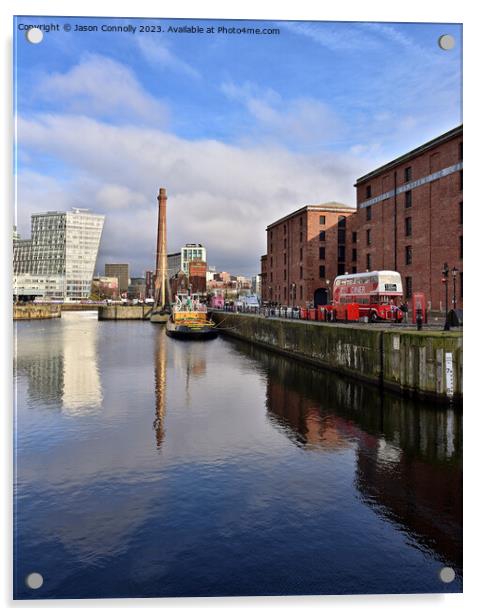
(98, 305, 154, 320)
(211, 312, 462, 402)
(13, 304, 61, 320)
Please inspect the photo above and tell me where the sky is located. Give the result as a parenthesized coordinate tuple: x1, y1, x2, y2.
(14, 16, 462, 277)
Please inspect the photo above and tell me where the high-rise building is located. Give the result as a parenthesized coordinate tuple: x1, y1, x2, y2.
(105, 264, 129, 294)
(13, 208, 104, 300)
(167, 252, 182, 279)
(181, 244, 207, 273)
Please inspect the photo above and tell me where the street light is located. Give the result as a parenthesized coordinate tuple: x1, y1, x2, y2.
(442, 262, 450, 331)
(326, 279, 331, 305)
(452, 266, 458, 311)
(291, 282, 296, 308)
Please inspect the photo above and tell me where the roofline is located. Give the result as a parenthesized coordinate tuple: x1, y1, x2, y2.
(354, 125, 463, 186)
(266, 203, 355, 230)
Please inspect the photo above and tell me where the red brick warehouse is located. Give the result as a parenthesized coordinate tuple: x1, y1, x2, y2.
(261, 202, 357, 307)
(260, 125, 463, 311)
(355, 125, 463, 311)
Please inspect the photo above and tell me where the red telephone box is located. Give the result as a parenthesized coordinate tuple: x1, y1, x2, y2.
(411, 292, 427, 324)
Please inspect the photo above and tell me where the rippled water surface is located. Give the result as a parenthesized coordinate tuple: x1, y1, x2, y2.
(14, 312, 462, 598)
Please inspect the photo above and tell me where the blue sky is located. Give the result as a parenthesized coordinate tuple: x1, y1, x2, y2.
(14, 16, 462, 276)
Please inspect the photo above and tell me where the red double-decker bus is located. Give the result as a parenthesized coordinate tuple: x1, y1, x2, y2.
(332, 271, 404, 322)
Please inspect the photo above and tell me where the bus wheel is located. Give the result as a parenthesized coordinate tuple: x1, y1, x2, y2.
(369, 312, 378, 323)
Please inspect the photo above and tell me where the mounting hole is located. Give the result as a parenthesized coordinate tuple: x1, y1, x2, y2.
(26, 27, 43, 44)
(25, 572, 44, 589)
(438, 34, 455, 50)
(439, 566, 456, 583)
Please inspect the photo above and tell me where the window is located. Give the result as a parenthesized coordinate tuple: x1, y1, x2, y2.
(270, 257, 273, 267)
(352, 231, 357, 243)
(460, 201, 463, 224)
(319, 265, 325, 278)
(319, 231, 325, 241)
(338, 215, 347, 228)
(404, 167, 412, 182)
(460, 236, 463, 259)
(300, 285, 303, 299)
(338, 246, 345, 261)
(366, 253, 371, 270)
(405, 190, 412, 208)
(405, 276, 413, 298)
(300, 266, 303, 279)
(319, 247, 325, 260)
(319, 215, 326, 225)
(284, 253, 287, 265)
(338, 228, 346, 243)
(299, 231, 302, 242)
(284, 238, 287, 249)
(405, 245, 412, 265)
(366, 229, 371, 245)
(299, 217, 303, 226)
(366, 185, 372, 198)
(338, 263, 346, 275)
(284, 287, 287, 300)
(283, 224, 287, 235)
(300, 247, 303, 261)
(284, 269, 287, 281)
(366, 206, 372, 221)
(405, 217, 412, 237)
(352, 248, 357, 262)
(352, 267, 357, 274)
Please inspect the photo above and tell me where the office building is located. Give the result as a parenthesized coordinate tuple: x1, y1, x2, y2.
(13, 208, 104, 300)
(105, 263, 129, 294)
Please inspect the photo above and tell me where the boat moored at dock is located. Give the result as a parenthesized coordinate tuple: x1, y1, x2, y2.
(166, 296, 218, 340)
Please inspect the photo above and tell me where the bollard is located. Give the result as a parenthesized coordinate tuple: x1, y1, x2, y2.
(416, 308, 423, 331)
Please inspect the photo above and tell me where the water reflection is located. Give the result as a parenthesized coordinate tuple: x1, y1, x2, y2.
(254, 344, 462, 574)
(153, 327, 167, 448)
(15, 312, 102, 414)
(14, 321, 462, 598)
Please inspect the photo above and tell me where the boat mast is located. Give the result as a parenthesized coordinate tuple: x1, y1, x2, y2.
(154, 187, 168, 308)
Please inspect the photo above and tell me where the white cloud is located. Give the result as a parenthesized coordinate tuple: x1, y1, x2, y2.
(36, 54, 169, 126)
(135, 37, 201, 79)
(221, 81, 344, 148)
(17, 113, 374, 276)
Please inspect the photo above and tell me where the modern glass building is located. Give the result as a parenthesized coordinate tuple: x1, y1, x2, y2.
(13, 208, 104, 300)
(181, 244, 206, 274)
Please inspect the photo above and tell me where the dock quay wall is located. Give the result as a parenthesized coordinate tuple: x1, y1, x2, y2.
(14, 304, 61, 320)
(98, 305, 154, 320)
(210, 312, 462, 402)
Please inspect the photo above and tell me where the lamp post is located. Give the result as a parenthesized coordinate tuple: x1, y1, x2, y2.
(442, 262, 450, 331)
(291, 282, 296, 309)
(326, 279, 331, 305)
(452, 266, 458, 311)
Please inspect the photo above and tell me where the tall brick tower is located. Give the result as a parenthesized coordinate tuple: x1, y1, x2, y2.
(154, 187, 168, 308)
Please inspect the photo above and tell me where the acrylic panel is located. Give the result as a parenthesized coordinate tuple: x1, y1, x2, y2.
(13, 15, 463, 599)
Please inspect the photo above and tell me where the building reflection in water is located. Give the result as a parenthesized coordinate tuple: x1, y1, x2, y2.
(255, 345, 462, 575)
(15, 312, 102, 414)
(61, 312, 102, 414)
(153, 328, 167, 448)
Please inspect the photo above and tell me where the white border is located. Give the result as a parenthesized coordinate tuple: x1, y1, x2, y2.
(1, 1, 478, 614)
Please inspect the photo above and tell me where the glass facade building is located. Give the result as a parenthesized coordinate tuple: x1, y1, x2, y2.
(13, 208, 104, 300)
